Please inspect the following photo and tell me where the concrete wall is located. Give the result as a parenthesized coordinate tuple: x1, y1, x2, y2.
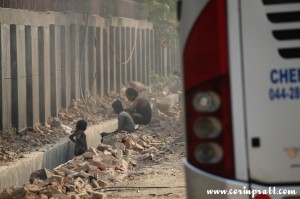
(0, 8, 179, 132)
(0, 119, 117, 191)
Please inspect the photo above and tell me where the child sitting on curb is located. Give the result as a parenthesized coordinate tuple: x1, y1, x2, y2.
(69, 119, 88, 156)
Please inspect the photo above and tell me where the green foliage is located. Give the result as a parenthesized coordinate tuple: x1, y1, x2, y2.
(142, 0, 178, 46)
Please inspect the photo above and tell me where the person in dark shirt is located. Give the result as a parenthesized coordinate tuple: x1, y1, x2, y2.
(69, 119, 88, 156)
(125, 87, 152, 125)
(101, 100, 135, 139)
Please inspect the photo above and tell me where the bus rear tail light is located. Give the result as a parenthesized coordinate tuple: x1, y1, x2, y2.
(193, 116, 222, 139)
(195, 142, 223, 164)
(193, 91, 221, 112)
(183, 0, 234, 179)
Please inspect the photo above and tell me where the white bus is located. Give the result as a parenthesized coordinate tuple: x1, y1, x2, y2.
(178, 0, 300, 198)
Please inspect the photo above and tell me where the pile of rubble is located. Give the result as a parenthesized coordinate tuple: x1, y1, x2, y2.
(0, 100, 184, 199)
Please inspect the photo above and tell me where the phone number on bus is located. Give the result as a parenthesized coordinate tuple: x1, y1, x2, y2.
(269, 87, 300, 100)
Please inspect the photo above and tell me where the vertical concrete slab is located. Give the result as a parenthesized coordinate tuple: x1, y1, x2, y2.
(10, 25, 18, 129)
(60, 26, 67, 108)
(150, 29, 154, 82)
(168, 48, 171, 74)
(64, 25, 71, 105)
(157, 41, 163, 76)
(95, 27, 102, 96)
(146, 29, 150, 85)
(0, 26, 2, 130)
(31, 26, 40, 126)
(109, 26, 115, 92)
(163, 47, 167, 76)
(171, 47, 175, 73)
(38, 27, 45, 123)
(169, 48, 172, 75)
(121, 27, 126, 86)
(55, 25, 62, 114)
(103, 27, 109, 94)
(44, 26, 51, 122)
(10, 25, 27, 131)
(16, 25, 27, 131)
(83, 25, 89, 99)
(70, 24, 80, 100)
(131, 27, 137, 81)
(126, 27, 131, 83)
(115, 27, 121, 93)
(88, 26, 97, 97)
(79, 25, 87, 100)
(25, 26, 39, 127)
(141, 29, 146, 85)
(50, 24, 59, 117)
(136, 29, 141, 82)
(99, 28, 104, 96)
(1, 24, 11, 130)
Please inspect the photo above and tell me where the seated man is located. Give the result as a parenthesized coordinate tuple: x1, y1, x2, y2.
(125, 87, 152, 125)
(101, 100, 135, 139)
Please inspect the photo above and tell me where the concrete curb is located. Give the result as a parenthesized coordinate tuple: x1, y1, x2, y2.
(0, 119, 117, 191)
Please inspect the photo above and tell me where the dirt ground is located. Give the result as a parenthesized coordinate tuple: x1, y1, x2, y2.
(104, 133, 187, 199)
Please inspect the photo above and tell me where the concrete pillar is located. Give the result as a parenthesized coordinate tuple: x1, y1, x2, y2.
(159, 43, 163, 76)
(88, 26, 97, 97)
(49, 25, 61, 116)
(150, 29, 154, 84)
(11, 24, 27, 131)
(126, 27, 131, 82)
(109, 26, 115, 92)
(70, 24, 80, 100)
(25, 26, 39, 127)
(64, 25, 71, 107)
(137, 29, 141, 82)
(1, 24, 11, 130)
(146, 29, 150, 86)
(96, 27, 104, 96)
(100, 27, 104, 96)
(163, 47, 167, 76)
(60, 26, 67, 108)
(79, 25, 88, 100)
(40, 26, 51, 123)
(121, 27, 126, 86)
(115, 26, 121, 93)
(103, 27, 109, 95)
(154, 40, 160, 75)
(141, 29, 146, 85)
(167, 47, 171, 76)
(0, 26, 2, 130)
(131, 27, 137, 81)
(83, 25, 89, 99)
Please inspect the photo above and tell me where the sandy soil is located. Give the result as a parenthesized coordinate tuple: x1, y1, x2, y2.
(104, 136, 187, 199)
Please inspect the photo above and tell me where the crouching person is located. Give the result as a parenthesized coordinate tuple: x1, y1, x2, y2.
(101, 100, 135, 140)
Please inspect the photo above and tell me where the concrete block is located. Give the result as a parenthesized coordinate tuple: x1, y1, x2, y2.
(61, 25, 71, 108)
(16, 25, 27, 131)
(1, 24, 12, 129)
(88, 26, 97, 96)
(43, 26, 51, 123)
(50, 25, 62, 117)
(109, 26, 116, 92)
(70, 24, 80, 100)
(30, 26, 40, 126)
